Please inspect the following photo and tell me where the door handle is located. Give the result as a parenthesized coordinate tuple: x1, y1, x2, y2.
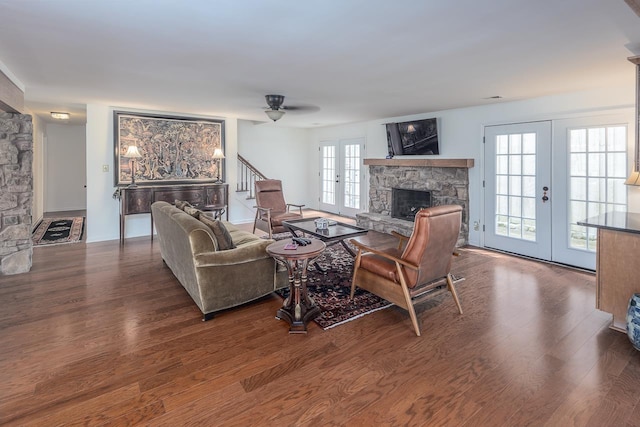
(542, 186, 549, 203)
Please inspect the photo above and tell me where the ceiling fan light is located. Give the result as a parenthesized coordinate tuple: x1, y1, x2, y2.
(265, 109, 285, 122)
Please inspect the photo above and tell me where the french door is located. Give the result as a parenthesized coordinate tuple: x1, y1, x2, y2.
(484, 116, 630, 269)
(484, 121, 552, 260)
(552, 116, 629, 269)
(318, 138, 365, 217)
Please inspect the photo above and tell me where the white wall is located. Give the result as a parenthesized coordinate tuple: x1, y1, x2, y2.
(310, 84, 637, 247)
(45, 123, 86, 211)
(236, 120, 310, 222)
(30, 112, 45, 226)
(85, 104, 239, 242)
(84, 84, 636, 244)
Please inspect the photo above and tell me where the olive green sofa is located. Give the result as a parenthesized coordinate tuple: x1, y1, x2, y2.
(151, 201, 287, 320)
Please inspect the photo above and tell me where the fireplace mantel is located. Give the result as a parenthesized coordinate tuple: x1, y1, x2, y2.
(363, 158, 474, 168)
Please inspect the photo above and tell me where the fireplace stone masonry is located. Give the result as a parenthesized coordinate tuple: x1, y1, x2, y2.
(356, 159, 472, 246)
(0, 112, 33, 275)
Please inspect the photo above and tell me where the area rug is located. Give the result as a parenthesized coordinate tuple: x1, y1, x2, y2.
(276, 241, 392, 330)
(32, 217, 85, 246)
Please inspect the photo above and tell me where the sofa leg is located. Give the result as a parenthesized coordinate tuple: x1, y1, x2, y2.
(202, 312, 215, 321)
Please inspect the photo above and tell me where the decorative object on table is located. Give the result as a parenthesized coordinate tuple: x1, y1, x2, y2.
(32, 217, 85, 246)
(627, 293, 640, 350)
(113, 111, 224, 186)
(122, 144, 142, 188)
(212, 147, 225, 183)
(314, 218, 329, 230)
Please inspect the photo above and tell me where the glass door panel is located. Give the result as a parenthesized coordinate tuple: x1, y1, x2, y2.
(484, 121, 552, 260)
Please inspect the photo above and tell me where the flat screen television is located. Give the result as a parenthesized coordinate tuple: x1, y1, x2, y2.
(386, 118, 439, 156)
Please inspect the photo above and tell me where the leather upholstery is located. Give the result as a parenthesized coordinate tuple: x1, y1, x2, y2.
(359, 205, 462, 289)
(253, 179, 303, 236)
(351, 204, 463, 336)
(255, 179, 288, 213)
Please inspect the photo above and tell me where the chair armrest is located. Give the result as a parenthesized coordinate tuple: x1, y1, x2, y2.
(390, 230, 409, 242)
(286, 203, 305, 214)
(254, 206, 272, 212)
(349, 239, 418, 270)
(390, 230, 410, 250)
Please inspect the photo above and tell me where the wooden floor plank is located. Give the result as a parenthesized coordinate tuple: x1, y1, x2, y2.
(0, 224, 638, 426)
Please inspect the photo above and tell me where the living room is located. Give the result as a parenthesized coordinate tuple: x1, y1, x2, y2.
(2, 1, 640, 425)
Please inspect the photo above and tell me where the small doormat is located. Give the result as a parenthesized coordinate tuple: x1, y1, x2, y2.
(32, 217, 85, 246)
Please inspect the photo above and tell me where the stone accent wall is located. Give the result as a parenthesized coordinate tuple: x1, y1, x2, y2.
(357, 165, 470, 246)
(0, 113, 32, 275)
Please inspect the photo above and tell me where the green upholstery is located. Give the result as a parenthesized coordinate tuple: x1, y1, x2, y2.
(151, 201, 288, 319)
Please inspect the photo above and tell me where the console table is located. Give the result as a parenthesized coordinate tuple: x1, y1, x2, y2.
(578, 211, 640, 332)
(117, 183, 228, 244)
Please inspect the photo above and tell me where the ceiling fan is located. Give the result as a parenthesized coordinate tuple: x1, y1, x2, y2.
(264, 95, 286, 121)
(263, 94, 319, 122)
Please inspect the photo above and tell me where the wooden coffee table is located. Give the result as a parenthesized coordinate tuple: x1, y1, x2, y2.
(282, 217, 367, 256)
(266, 238, 326, 334)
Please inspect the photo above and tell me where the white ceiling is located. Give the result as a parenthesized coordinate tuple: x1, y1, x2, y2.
(1, 0, 639, 128)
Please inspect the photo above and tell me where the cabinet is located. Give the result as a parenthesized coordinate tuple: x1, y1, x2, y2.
(579, 211, 640, 332)
(117, 183, 228, 244)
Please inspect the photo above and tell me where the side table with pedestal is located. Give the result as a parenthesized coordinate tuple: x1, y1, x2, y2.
(266, 238, 326, 334)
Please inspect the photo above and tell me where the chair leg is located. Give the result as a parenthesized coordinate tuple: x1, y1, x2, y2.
(447, 273, 463, 314)
(266, 210, 273, 239)
(397, 263, 421, 336)
(350, 250, 362, 299)
(252, 209, 259, 234)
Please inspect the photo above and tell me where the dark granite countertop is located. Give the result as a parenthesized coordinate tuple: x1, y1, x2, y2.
(578, 211, 640, 234)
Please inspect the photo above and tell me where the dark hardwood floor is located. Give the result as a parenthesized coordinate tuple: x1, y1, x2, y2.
(1, 228, 639, 426)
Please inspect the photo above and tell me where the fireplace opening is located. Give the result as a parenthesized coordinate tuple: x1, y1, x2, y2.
(391, 188, 432, 222)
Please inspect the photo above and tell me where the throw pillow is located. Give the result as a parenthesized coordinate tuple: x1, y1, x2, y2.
(175, 200, 191, 210)
(200, 215, 235, 250)
(183, 205, 201, 218)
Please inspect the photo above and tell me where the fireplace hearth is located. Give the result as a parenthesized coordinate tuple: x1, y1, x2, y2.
(392, 188, 431, 221)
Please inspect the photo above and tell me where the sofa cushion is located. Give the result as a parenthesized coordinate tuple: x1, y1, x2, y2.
(200, 215, 236, 250)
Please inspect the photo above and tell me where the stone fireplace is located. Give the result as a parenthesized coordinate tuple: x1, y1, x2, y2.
(0, 112, 33, 275)
(392, 188, 432, 221)
(356, 158, 473, 246)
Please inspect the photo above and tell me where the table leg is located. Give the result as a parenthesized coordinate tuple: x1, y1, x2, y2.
(276, 258, 320, 334)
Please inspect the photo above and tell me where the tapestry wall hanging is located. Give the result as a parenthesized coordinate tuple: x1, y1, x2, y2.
(113, 111, 225, 186)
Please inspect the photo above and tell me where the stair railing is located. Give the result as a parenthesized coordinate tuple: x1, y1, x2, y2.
(237, 154, 267, 199)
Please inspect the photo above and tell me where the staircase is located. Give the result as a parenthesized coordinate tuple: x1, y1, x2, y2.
(237, 154, 267, 199)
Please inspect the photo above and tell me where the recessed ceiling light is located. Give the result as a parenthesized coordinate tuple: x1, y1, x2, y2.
(50, 112, 70, 120)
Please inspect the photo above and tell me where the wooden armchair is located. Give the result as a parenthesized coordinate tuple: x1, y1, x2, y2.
(253, 179, 305, 238)
(350, 205, 463, 336)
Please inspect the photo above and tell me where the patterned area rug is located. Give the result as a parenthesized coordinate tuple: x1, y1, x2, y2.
(270, 232, 465, 330)
(275, 238, 393, 330)
(32, 217, 85, 246)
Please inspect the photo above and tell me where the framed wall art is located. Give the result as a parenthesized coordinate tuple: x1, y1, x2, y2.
(113, 111, 225, 186)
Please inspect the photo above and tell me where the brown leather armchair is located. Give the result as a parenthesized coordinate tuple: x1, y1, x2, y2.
(350, 205, 463, 336)
(253, 179, 305, 238)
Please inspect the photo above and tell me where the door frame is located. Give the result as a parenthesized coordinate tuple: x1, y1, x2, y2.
(318, 137, 366, 217)
(483, 120, 553, 260)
